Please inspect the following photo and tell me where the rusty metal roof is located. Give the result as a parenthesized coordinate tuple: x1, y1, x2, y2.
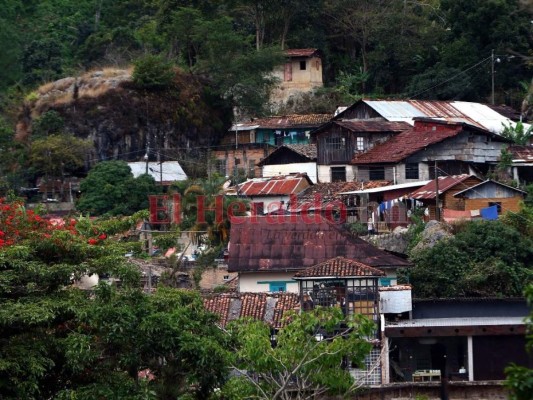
(293, 256, 385, 278)
(236, 175, 312, 197)
(351, 121, 463, 164)
(227, 216, 411, 273)
(509, 145, 533, 163)
(337, 100, 529, 134)
(285, 48, 320, 57)
(408, 175, 479, 200)
(203, 292, 300, 328)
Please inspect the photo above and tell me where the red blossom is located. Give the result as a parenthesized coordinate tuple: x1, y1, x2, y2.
(88, 238, 98, 245)
(98, 233, 107, 240)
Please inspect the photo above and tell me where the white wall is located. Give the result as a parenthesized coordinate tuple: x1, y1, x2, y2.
(238, 271, 299, 293)
(262, 163, 317, 183)
(317, 165, 355, 183)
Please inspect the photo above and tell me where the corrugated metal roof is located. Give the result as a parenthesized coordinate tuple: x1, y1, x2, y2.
(238, 175, 310, 196)
(409, 175, 475, 200)
(385, 317, 525, 328)
(232, 114, 331, 130)
(453, 179, 527, 197)
(509, 145, 533, 162)
(340, 181, 431, 195)
(334, 120, 411, 132)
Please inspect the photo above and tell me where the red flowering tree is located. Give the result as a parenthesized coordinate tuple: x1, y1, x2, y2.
(0, 199, 228, 399)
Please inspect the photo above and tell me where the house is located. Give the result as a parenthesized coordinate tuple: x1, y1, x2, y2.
(508, 144, 533, 184)
(227, 174, 313, 215)
(270, 48, 324, 107)
(257, 144, 318, 182)
(212, 114, 330, 179)
(351, 119, 511, 184)
(227, 215, 410, 293)
(408, 175, 483, 221)
(383, 297, 531, 384)
(335, 99, 530, 135)
(310, 120, 410, 182)
(127, 161, 187, 185)
(453, 179, 527, 215)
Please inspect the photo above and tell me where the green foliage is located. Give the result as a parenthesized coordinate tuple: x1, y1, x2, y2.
(501, 121, 533, 145)
(505, 284, 533, 400)
(77, 161, 159, 216)
(133, 54, 175, 89)
(407, 220, 533, 298)
(223, 307, 375, 399)
(31, 110, 65, 137)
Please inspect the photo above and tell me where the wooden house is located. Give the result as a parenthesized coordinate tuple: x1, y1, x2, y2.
(351, 119, 512, 185)
(310, 120, 410, 182)
(408, 175, 483, 220)
(257, 144, 317, 182)
(453, 180, 527, 215)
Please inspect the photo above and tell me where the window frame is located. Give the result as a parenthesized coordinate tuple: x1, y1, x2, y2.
(405, 163, 419, 180)
(368, 166, 385, 181)
(331, 166, 347, 182)
(299, 60, 306, 70)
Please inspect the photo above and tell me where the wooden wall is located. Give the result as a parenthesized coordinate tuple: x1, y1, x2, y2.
(464, 196, 523, 213)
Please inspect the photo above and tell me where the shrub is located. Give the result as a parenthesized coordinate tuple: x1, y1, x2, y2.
(132, 55, 175, 89)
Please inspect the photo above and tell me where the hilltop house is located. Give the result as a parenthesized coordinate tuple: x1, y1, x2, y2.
(270, 48, 324, 107)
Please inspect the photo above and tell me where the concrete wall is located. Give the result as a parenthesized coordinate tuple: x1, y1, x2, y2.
(317, 164, 355, 182)
(238, 271, 298, 293)
(262, 163, 318, 183)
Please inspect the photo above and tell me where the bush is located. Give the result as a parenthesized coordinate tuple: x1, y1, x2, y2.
(132, 54, 175, 89)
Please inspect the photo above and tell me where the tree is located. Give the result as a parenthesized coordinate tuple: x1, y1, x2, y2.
(133, 54, 175, 90)
(0, 197, 229, 399)
(221, 307, 375, 400)
(505, 284, 533, 400)
(405, 220, 533, 298)
(77, 160, 159, 216)
(501, 121, 532, 145)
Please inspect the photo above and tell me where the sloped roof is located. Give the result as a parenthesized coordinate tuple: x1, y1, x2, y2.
(203, 292, 299, 328)
(285, 48, 320, 57)
(227, 216, 411, 273)
(409, 175, 481, 200)
(509, 145, 533, 162)
(351, 122, 462, 164)
(312, 120, 411, 135)
(293, 257, 385, 278)
(453, 180, 527, 197)
(291, 181, 391, 210)
(236, 174, 312, 197)
(335, 99, 530, 134)
(232, 114, 331, 130)
(257, 144, 317, 166)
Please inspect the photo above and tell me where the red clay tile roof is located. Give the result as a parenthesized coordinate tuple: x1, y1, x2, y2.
(203, 292, 299, 328)
(408, 175, 480, 200)
(351, 122, 463, 164)
(508, 145, 533, 162)
(238, 175, 311, 196)
(228, 216, 411, 273)
(290, 181, 391, 210)
(293, 257, 385, 278)
(285, 48, 320, 57)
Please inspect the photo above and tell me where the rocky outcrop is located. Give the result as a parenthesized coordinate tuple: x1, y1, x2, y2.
(411, 220, 453, 254)
(17, 68, 232, 171)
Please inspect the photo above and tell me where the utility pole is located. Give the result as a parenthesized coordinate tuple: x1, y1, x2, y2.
(491, 49, 495, 105)
(434, 160, 440, 222)
(144, 148, 149, 175)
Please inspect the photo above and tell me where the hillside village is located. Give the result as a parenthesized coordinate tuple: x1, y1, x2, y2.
(1, 1, 533, 399)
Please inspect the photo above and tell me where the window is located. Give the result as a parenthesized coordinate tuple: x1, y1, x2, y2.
(379, 277, 392, 287)
(300, 60, 306, 70)
(368, 166, 385, 181)
(223, 275, 230, 281)
(331, 166, 346, 182)
(356, 136, 365, 151)
(269, 282, 286, 292)
(325, 136, 346, 150)
(215, 159, 226, 176)
(488, 201, 502, 213)
(405, 163, 419, 180)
